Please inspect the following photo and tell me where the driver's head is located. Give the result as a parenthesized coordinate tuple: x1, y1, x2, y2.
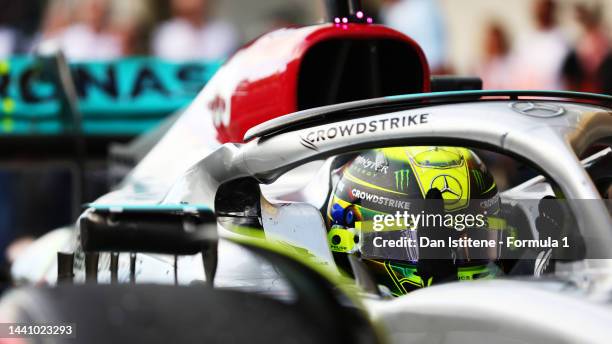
(326, 146, 504, 296)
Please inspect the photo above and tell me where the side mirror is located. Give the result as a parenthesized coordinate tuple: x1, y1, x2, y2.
(261, 198, 336, 268)
(79, 205, 218, 284)
(215, 177, 337, 268)
(79, 206, 216, 255)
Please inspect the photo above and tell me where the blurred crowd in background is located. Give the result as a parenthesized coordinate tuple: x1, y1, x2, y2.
(372, 0, 612, 93)
(0, 0, 610, 93)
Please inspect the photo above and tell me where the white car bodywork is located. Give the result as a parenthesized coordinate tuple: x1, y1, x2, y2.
(10, 91, 612, 344)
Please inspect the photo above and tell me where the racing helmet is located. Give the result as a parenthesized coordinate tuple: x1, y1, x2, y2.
(325, 146, 506, 296)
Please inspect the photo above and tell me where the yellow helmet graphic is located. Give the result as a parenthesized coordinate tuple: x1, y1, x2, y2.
(326, 146, 503, 296)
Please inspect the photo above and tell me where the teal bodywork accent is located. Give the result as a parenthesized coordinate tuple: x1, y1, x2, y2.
(385, 89, 612, 102)
(0, 56, 223, 136)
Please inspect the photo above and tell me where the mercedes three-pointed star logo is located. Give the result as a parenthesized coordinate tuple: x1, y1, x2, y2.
(430, 174, 463, 203)
(510, 101, 565, 118)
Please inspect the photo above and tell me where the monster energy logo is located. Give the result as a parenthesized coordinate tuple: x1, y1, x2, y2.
(472, 170, 484, 190)
(394, 169, 411, 191)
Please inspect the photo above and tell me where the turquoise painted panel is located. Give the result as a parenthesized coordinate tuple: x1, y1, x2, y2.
(0, 57, 222, 135)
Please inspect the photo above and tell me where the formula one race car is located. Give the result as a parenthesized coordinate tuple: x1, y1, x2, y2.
(3, 1, 612, 343)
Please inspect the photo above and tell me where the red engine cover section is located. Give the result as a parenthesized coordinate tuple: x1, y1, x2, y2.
(204, 23, 430, 143)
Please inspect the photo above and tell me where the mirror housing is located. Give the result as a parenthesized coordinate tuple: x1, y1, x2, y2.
(79, 208, 216, 255)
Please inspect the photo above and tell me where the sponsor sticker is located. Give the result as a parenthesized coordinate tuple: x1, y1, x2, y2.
(300, 113, 429, 151)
